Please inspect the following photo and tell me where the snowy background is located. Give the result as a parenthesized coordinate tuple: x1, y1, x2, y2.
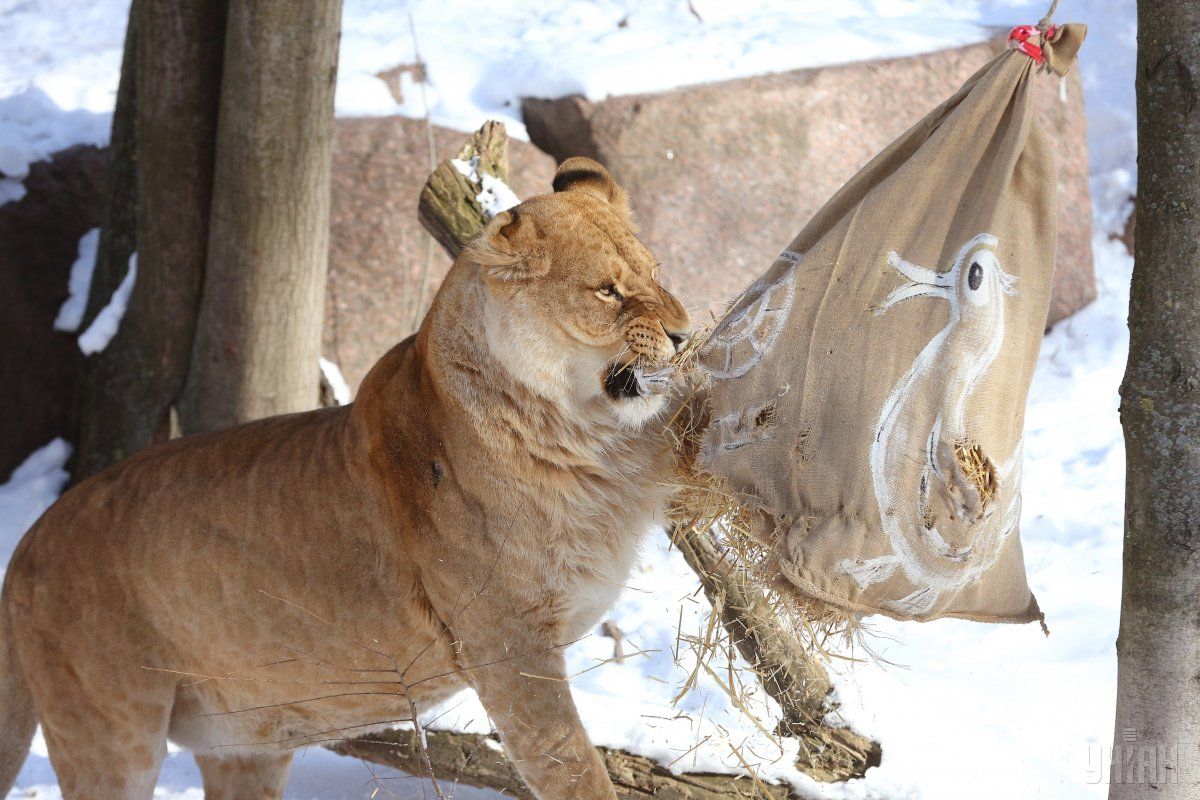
(0, 0, 1136, 798)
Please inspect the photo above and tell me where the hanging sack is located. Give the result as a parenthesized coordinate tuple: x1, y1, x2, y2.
(694, 23, 1086, 623)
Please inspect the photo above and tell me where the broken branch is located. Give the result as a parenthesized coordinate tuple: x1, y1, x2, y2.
(330, 728, 793, 799)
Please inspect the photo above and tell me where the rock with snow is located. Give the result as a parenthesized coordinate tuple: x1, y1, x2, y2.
(0, 88, 110, 206)
(0, 144, 105, 479)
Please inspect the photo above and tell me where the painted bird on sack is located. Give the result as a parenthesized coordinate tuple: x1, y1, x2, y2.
(839, 233, 1024, 616)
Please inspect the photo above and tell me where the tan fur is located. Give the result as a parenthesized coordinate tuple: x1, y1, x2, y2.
(0, 158, 690, 800)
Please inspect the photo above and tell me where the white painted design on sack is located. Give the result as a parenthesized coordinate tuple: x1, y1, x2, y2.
(836, 233, 1023, 615)
(710, 401, 780, 452)
(700, 251, 800, 380)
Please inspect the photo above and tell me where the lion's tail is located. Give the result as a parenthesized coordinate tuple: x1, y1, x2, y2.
(0, 593, 36, 794)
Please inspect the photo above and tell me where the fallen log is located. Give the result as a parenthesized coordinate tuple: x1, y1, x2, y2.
(330, 728, 792, 800)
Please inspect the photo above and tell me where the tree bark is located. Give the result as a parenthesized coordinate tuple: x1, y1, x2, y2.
(331, 729, 794, 799)
(73, 0, 228, 480)
(79, 5, 139, 332)
(1110, 2, 1200, 797)
(178, 0, 342, 433)
(73, 1, 140, 479)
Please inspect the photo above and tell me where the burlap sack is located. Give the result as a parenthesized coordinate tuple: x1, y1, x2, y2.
(696, 25, 1085, 624)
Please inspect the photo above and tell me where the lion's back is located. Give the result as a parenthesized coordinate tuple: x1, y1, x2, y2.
(3, 403, 381, 651)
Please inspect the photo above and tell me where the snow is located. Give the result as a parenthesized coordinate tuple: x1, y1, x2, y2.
(53, 227, 99, 332)
(319, 357, 354, 406)
(0, 0, 123, 205)
(11, 733, 501, 800)
(0, 1, 1136, 197)
(451, 156, 521, 219)
(0, 439, 71, 572)
(337, 0, 1005, 140)
(476, 174, 522, 220)
(0, 0, 1138, 798)
(77, 252, 136, 356)
(0, 88, 110, 205)
(0, 0, 1040, 181)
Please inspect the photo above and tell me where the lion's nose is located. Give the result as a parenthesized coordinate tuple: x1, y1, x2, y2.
(667, 330, 692, 353)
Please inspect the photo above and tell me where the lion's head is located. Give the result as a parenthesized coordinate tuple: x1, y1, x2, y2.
(466, 157, 691, 427)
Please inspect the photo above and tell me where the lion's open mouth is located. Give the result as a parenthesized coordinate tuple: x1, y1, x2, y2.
(604, 363, 642, 399)
(604, 361, 676, 400)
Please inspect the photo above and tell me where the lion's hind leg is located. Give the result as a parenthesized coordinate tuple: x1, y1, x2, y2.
(195, 752, 293, 800)
(29, 665, 176, 800)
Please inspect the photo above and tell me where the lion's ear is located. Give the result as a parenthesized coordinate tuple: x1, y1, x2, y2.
(552, 157, 633, 223)
(469, 207, 550, 282)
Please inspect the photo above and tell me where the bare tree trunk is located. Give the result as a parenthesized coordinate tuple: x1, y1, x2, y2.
(73, 1, 139, 479)
(178, 0, 342, 433)
(1110, 2, 1200, 797)
(74, 0, 228, 479)
(80, 12, 140, 332)
(129, 0, 227, 431)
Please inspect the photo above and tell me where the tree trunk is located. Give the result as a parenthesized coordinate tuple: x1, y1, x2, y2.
(73, 1, 140, 479)
(73, 0, 228, 480)
(1110, 2, 1200, 797)
(178, 0, 342, 433)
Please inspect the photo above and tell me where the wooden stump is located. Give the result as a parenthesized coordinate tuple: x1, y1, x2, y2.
(417, 120, 510, 259)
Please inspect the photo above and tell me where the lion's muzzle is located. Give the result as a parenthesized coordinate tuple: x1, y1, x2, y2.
(604, 312, 691, 401)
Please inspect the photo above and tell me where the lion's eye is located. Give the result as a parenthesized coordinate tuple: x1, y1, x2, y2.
(597, 283, 624, 302)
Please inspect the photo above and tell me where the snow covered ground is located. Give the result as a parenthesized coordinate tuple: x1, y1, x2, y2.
(0, 0, 1136, 797)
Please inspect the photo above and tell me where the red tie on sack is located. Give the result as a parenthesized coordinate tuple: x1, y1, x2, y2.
(1008, 24, 1058, 64)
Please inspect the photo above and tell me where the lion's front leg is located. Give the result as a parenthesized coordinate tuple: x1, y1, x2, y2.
(464, 644, 615, 800)
(431, 572, 615, 800)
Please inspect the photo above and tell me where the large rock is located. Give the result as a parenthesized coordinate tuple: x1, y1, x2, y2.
(0, 146, 106, 479)
(326, 118, 557, 390)
(524, 39, 1094, 325)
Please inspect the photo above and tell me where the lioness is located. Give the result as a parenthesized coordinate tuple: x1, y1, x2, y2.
(0, 158, 690, 800)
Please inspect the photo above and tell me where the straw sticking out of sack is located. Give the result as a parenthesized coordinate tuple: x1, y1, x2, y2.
(954, 441, 999, 509)
(665, 387, 862, 648)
